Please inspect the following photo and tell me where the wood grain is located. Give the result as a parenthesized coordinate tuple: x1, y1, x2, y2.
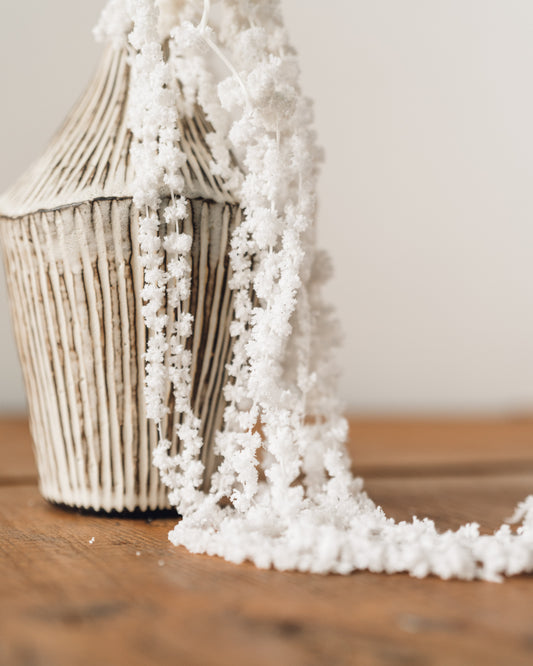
(1, 417, 532, 666)
(0, 419, 35, 484)
(349, 417, 533, 476)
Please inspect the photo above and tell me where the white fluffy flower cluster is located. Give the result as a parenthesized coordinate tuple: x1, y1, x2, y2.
(103, 0, 204, 510)
(97, 0, 533, 581)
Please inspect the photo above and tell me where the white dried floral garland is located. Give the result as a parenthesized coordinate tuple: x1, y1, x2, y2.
(96, 0, 533, 581)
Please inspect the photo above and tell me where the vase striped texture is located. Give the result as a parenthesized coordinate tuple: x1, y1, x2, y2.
(0, 48, 237, 512)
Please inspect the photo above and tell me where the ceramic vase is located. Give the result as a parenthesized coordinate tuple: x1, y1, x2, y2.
(0, 47, 237, 512)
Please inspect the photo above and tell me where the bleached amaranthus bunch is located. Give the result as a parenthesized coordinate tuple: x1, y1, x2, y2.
(96, 0, 533, 581)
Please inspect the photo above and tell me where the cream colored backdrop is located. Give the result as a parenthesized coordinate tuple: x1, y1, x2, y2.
(1, 1, 533, 414)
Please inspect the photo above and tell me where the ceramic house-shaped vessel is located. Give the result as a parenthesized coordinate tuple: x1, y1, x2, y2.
(0, 47, 237, 512)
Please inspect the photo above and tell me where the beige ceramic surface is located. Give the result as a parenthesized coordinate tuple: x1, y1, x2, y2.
(0, 47, 237, 512)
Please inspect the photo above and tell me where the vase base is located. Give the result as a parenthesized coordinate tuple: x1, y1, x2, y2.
(47, 500, 180, 520)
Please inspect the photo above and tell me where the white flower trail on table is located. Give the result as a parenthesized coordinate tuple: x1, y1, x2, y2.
(96, 0, 533, 581)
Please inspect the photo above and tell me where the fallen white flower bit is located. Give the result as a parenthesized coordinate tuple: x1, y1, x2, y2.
(96, 0, 533, 581)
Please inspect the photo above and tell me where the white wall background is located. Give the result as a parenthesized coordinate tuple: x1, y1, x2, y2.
(1, 1, 533, 415)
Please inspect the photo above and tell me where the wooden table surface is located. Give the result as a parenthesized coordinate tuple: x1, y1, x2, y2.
(2, 417, 533, 666)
